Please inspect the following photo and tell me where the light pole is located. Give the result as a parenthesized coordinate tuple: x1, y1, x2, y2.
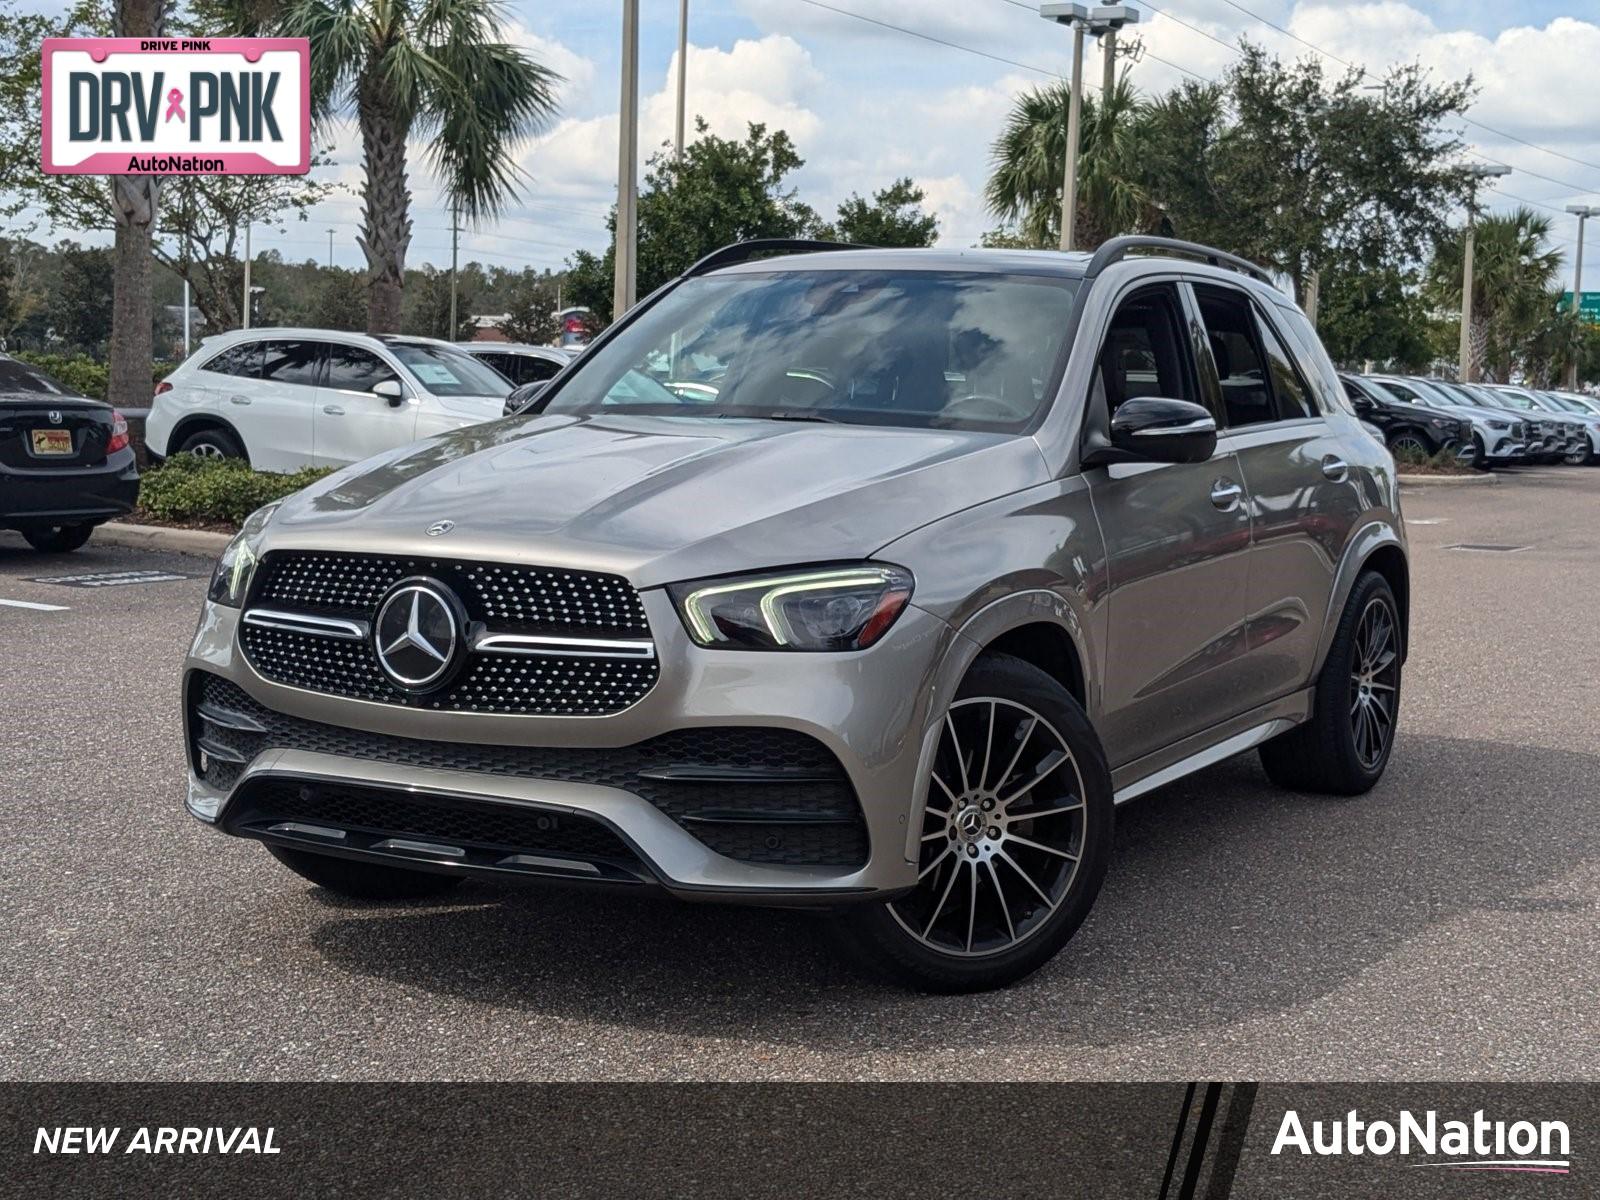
(1041, 3, 1088, 252)
(674, 0, 689, 163)
(1090, 5, 1139, 105)
(241, 221, 252, 330)
(614, 0, 640, 318)
(1458, 163, 1510, 383)
(326, 227, 334, 271)
(1565, 204, 1597, 389)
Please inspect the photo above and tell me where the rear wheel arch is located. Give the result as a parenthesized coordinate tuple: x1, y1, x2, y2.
(169, 415, 249, 463)
(1361, 544, 1410, 661)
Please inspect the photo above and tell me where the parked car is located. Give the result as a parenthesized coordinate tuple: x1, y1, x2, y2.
(181, 237, 1409, 992)
(554, 307, 594, 348)
(1365, 375, 1525, 468)
(147, 330, 513, 472)
(0, 353, 138, 552)
(1541, 391, 1600, 464)
(1478, 385, 1588, 465)
(463, 343, 576, 390)
(1340, 373, 1474, 466)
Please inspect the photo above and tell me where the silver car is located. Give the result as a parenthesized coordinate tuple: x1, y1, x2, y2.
(182, 238, 1409, 992)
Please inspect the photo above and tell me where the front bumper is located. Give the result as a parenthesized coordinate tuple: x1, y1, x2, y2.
(1479, 432, 1523, 462)
(183, 593, 957, 903)
(0, 449, 139, 528)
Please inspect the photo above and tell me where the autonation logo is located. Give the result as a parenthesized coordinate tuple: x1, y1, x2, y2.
(1272, 1108, 1571, 1175)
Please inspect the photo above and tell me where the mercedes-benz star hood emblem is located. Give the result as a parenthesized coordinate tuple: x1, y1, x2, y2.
(373, 581, 460, 689)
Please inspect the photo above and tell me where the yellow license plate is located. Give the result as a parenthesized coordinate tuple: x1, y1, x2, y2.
(31, 429, 73, 455)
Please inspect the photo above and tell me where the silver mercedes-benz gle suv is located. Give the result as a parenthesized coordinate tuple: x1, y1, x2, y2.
(183, 237, 1409, 991)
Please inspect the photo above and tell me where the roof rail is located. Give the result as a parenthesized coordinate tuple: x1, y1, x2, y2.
(1084, 236, 1275, 286)
(683, 238, 868, 277)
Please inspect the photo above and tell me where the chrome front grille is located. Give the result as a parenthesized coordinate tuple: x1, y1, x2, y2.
(238, 551, 659, 715)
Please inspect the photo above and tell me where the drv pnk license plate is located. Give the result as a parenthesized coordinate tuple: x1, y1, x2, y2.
(31, 429, 73, 455)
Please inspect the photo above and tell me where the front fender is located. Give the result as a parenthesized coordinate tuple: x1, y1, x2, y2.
(1312, 519, 1409, 677)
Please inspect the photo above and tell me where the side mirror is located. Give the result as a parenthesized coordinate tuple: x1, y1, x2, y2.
(1085, 396, 1218, 466)
(504, 381, 547, 416)
(373, 379, 405, 407)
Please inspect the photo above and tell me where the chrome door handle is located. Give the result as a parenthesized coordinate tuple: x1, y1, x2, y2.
(1322, 456, 1349, 481)
(229, 395, 250, 406)
(322, 404, 345, 416)
(1210, 479, 1243, 510)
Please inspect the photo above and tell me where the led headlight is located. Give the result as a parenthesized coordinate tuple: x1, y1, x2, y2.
(1428, 417, 1448, 429)
(206, 501, 281, 607)
(669, 564, 914, 651)
(1488, 419, 1509, 430)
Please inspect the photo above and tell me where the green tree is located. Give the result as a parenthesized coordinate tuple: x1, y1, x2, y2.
(50, 244, 116, 352)
(401, 266, 475, 341)
(271, 0, 562, 331)
(566, 120, 819, 325)
(306, 269, 368, 332)
(822, 178, 938, 247)
(1154, 46, 1475, 301)
(1315, 258, 1433, 370)
(986, 77, 1158, 250)
(497, 273, 561, 343)
(1426, 207, 1562, 382)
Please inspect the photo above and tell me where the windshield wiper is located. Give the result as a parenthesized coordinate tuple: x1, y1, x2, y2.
(764, 410, 839, 424)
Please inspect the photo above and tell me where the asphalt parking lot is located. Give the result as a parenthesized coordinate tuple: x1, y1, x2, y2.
(4, 465, 1599, 1082)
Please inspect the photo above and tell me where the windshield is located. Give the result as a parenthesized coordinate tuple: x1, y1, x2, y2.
(388, 344, 511, 398)
(1426, 381, 1480, 407)
(1547, 392, 1598, 415)
(540, 270, 1081, 432)
(1485, 388, 1536, 412)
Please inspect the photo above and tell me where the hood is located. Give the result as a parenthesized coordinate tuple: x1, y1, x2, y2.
(267, 412, 1050, 586)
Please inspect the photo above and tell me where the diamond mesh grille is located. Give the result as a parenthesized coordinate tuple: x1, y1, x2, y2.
(240, 550, 657, 715)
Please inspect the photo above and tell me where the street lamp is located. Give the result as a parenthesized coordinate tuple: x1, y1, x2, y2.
(674, 0, 689, 162)
(1458, 163, 1510, 383)
(1040, 3, 1089, 252)
(1089, 4, 1139, 104)
(614, 0, 640, 318)
(1565, 204, 1597, 389)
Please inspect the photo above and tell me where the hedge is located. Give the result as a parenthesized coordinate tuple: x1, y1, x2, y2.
(136, 454, 334, 527)
(12, 351, 175, 403)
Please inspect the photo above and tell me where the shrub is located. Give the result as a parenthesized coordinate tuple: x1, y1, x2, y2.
(1391, 442, 1470, 474)
(10, 351, 176, 402)
(137, 454, 334, 527)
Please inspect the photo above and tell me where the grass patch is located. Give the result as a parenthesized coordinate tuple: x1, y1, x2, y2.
(130, 454, 334, 530)
(1392, 443, 1474, 475)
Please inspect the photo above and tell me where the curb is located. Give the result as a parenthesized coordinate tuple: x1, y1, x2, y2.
(1398, 472, 1497, 487)
(98, 522, 234, 557)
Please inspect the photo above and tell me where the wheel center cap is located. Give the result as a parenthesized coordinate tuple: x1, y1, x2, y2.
(954, 805, 987, 843)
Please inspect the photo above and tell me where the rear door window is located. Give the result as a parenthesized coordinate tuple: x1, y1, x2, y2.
(1193, 286, 1274, 428)
(1252, 314, 1316, 419)
(260, 341, 322, 387)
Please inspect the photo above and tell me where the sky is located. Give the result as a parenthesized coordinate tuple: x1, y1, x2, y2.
(20, 0, 1600, 293)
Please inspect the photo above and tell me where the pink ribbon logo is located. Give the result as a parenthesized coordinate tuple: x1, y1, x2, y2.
(164, 87, 185, 123)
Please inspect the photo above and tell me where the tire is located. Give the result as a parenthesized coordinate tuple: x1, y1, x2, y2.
(22, 523, 95, 553)
(829, 652, 1114, 993)
(1387, 430, 1433, 459)
(1470, 433, 1492, 471)
(177, 426, 246, 462)
(266, 845, 466, 901)
(1259, 571, 1401, 796)
(1563, 445, 1588, 466)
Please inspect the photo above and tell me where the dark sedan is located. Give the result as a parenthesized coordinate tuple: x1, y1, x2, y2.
(0, 354, 139, 552)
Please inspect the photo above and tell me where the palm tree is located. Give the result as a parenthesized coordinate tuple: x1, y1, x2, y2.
(107, 0, 172, 409)
(275, 0, 562, 331)
(1427, 207, 1561, 381)
(985, 77, 1156, 249)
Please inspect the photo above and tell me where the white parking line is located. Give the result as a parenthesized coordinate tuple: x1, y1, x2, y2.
(0, 597, 69, 611)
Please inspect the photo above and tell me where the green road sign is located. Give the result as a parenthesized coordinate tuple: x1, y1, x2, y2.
(1559, 291, 1600, 324)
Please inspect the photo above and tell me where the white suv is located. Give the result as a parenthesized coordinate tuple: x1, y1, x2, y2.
(147, 330, 513, 472)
